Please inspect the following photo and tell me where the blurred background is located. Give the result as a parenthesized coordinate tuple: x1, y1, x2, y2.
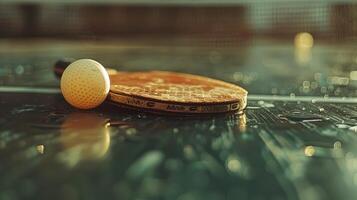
(0, 0, 356, 41)
(0, 0, 356, 97)
(1, 2, 357, 200)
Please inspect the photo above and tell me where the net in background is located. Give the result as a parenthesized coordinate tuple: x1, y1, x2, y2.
(0, 2, 356, 44)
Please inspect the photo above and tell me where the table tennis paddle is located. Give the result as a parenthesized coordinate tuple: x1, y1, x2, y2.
(55, 59, 247, 115)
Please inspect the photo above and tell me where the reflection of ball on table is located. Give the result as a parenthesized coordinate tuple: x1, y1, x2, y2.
(59, 112, 110, 164)
(60, 59, 110, 109)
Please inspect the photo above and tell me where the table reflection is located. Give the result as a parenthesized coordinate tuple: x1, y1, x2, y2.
(57, 112, 111, 167)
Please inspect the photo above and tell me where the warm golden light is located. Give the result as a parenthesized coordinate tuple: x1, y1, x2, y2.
(294, 32, 314, 64)
(36, 145, 45, 154)
(235, 113, 247, 132)
(350, 71, 357, 81)
(227, 158, 241, 173)
(304, 146, 315, 157)
(58, 112, 111, 167)
(294, 32, 314, 49)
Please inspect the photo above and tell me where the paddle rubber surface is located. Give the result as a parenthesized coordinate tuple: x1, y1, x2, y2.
(108, 71, 247, 114)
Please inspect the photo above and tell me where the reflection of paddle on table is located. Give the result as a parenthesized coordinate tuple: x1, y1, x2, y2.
(57, 59, 247, 114)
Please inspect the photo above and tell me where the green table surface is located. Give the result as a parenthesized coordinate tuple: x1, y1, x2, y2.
(0, 39, 356, 200)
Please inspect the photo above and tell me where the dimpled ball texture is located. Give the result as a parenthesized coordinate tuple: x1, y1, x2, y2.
(60, 59, 110, 109)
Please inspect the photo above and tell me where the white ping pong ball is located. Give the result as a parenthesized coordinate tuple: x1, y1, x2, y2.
(60, 59, 110, 109)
